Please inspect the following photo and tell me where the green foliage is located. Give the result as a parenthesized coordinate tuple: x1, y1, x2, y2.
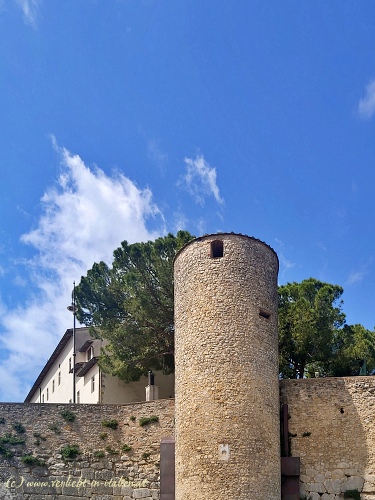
(75, 231, 195, 382)
(344, 490, 361, 500)
(93, 450, 105, 458)
(0, 433, 25, 455)
(33, 432, 46, 440)
(141, 452, 151, 460)
(102, 419, 118, 430)
(0, 418, 5, 424)
(0, 433, 25, 445)
(99, 432, 108, 440)
(21, 454, 45, 466)
(0, 444, 13, 458)
(130, 416, 136, 421)
(13, 422, 26, 434)
(60, 409, 76, 422)
(76, 230, 374, 381)
(61, 444, 80, 460)
(105, 446, 118, 455)
(33, 433, 47, 446)
(139, 415, 159, 427)
(48, 423, 61, 434)
(279, 278, 375, 378)
(122, 444, 132, 452)
(279, 278, 345, 378)
(328, 324, 375, 376)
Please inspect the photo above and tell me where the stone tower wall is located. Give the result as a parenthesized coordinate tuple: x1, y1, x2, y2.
(174, 233, 280, 500)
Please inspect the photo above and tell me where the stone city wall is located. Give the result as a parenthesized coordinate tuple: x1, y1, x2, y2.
(0, 399, 174, 499)
(1, 378, 375, 499)
(281, 376, 375, 500)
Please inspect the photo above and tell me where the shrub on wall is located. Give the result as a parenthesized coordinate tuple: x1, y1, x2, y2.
(21, 454, 45, 467)
(102, 419, 118, 430)
(139, 415, 159, 427)
(13, 422, 26, 434)
(60, 409, 76, 422)
(61, 444, 80, 461)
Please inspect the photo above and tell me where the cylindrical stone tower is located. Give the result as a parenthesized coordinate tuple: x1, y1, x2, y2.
(174, 233, 280, 499)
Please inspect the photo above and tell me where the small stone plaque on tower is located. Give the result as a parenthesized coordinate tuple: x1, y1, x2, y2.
(218, 443, 230, 461)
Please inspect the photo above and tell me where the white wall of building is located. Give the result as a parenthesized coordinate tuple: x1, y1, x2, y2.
(28, 328, 175, 404)
(102, 371, 175, 404)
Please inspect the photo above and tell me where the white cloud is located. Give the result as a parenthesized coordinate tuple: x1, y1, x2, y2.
(279, 252, 295, 273)
(345, 270, 366, 286)
(345, 259, 372, 286)
(358, 79, 375, 119)
(14, 0, 41, 28)
(0, 142, 164, 401)
(180, 155, 224, 206)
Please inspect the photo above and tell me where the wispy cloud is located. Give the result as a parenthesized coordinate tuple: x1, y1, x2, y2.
(0, 140, 164, 401)
(14, 0, 41, 28)
(279, 252, 295, 272)
(147, 139, 168, 174)
(180, 155, 224, 206)
(274, 238, 295, 279)
(358, 78, 375, 119)
(345, 269, 366, 286)
(345, 259, 372, 286)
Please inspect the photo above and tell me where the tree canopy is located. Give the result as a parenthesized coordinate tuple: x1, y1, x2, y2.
(76, 237, 375, 381)
(75, 230, 194, 382)
(278, 278, 375, 378)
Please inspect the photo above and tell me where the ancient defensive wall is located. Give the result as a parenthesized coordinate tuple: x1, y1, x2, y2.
(0, 399, 174, 500)
(0, 378, 375, 498)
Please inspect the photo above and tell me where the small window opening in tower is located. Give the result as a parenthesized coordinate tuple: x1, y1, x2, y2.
(259, 309, 271, 320)
(211, 240, 224, 258)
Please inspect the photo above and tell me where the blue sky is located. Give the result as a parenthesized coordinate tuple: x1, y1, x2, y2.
(1, 0, 375, 401)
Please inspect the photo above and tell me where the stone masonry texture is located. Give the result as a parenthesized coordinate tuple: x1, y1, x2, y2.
(174, 233, 281, 500)
(280, 377, 375, 500)
(1, 378, 375, 498)
(0, 399, 174, 499)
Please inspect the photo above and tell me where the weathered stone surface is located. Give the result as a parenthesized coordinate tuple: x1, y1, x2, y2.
(133, 488, 151, 498)
(281, 376, 375, 498)
(342, 475, 365, 492)
(324, 478, 341, 494)
(309, 482, 325, 493)
(174, 234, 280, 500)
(321, 494, 336, 500)
(0, 400, 173, 499)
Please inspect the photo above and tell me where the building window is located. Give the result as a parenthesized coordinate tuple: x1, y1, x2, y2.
(52, 380, 55, 393)
(91, 376, 95, 393)
(58, 371, 61, 385)
(87, 346, 94, 361)
(211, 240, 224, 258)
(77, 391, 80, 404)
(46, 388, 49, 401)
